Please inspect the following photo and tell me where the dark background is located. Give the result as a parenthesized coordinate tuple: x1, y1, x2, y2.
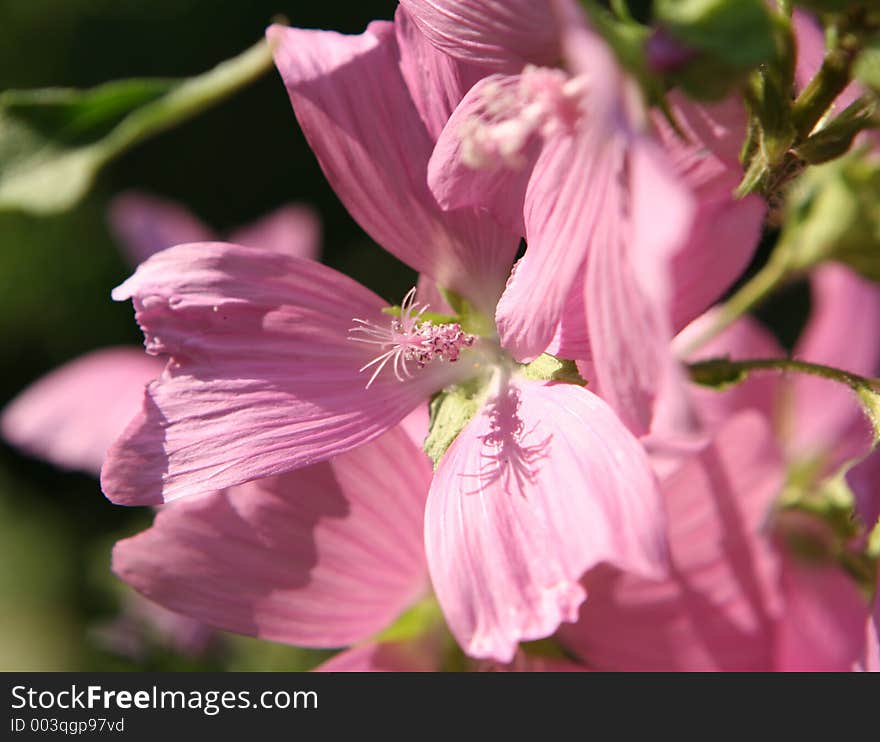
(0, 0, 408, 671)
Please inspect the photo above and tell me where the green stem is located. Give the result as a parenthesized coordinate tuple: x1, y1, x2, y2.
(679, 254, 791, 356)
(97, 38, 274, 165)
(689, 356, 880, 394)
(777, 0, 792, 18)
(791, 37, 860, 141)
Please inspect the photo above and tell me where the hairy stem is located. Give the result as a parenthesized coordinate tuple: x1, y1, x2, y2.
(689, 356, 880, 395)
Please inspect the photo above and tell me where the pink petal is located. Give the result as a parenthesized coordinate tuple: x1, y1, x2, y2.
(649, 95, 765, 329)
(789, 264, 880, 460)
(425, 378, 666, 663)
(228, 204, 322, 261)
(775, 558, 869, 671)
(670, 193, 765, 331)
(400, 403, 431, 452)
(495, 132, 612, 363)
(415, 273, 454, 315)
(586, 141, 696, 435)
(102, 243, 461, 505)
(398, 0, 558, 71)
(316, 637, 441, 672)
(545, 267, 590, 362)
(861, 616, 880, 672)
(560, 412, 785, 671)
(652, 93, 749, 195)
(862, 585, 880, 672)
(108, 192, 214, 266)
(492, 29, 630, 362)
(547, 95, 762, 359)
(268, 22, 518, 313)
(847, 449, 880, 532)
(428, 73, 534, 236)
(113, 425, 430, 648)
(396, 5, 486, 142)
(2, 347, 163, 475)
(479, 653, 589, 672)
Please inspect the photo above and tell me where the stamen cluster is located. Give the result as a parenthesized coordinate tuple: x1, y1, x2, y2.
(350, 288, 476, 387)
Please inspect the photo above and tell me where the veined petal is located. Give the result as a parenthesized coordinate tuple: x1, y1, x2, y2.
(496, 131, 614, 362)
(396, 5, 486, 142)
(425, 378, 666, 663)
(102, 243, 462, 505)
(492, 27, 631, 362)
(113, 426, 430, 648)
(789, 264, 880, 460)
(652, 93, 749, 195)
(560, 412, 785, 671)
(545, 266, 590, 362)
(428, 74, 534, 236)
(650, 94, 764, 330)
(108, 192, 213, 266)
(586, 141, 696, 435)
(670, 193, 764, 331)
(228, 204, 322, 261)
(2, 348, 162, 475)
(399, 0, 559, 71)
(547, 189, 763, 364)
(268, 22, 518, 312)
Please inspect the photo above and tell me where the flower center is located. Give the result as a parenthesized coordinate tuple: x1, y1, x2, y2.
(460, 65, 586, 170)
(349, 288, 476, 388)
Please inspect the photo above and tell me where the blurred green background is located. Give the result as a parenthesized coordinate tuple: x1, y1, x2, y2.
(0, 0, 410, 670)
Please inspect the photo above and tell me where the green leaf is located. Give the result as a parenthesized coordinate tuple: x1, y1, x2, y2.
(521, 353, 587, 386)
(654, 0, 776, 69)
(794, 95, 879, 164)
(424, 380, 487, 468)
(0, 38, 272, 215)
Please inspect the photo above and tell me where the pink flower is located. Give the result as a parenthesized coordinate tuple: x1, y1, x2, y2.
(420, 0, 764, 437)
(558, 411, 875, 671)
(103, 237, 666, 662)
(112, 414, 592, 671)
(101, 14, 669, 662)
(399, 0, 560, 72)
(583, 263, 880, 671)
(113, 423, 440, 668)
(266, 9, 518, 316)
